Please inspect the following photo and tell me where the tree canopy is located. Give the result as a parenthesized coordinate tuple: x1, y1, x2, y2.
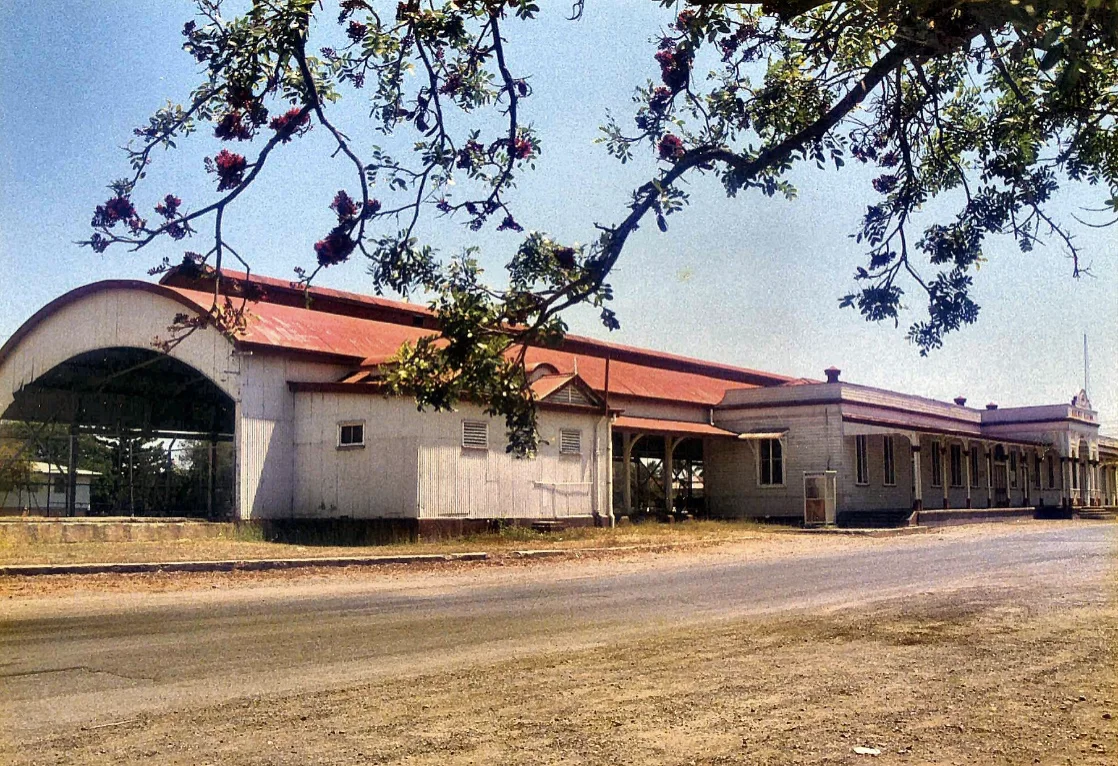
(84, 0, 1118, 452)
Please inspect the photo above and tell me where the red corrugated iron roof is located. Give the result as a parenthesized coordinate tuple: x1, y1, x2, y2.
(522, 347, 757, 406)
(2, 278, 776, 407)
(528, 373, 577, 401)
(166, 286, 431, 361)
(155, 269, 801, 405)
(612, 415, 739, 438)
(161, 268, 796, 386)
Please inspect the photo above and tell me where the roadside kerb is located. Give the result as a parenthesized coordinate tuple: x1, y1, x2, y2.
(0, 552, 489, 577)
(0, 529, 949, 576)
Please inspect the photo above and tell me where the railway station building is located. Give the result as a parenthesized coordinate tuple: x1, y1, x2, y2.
(1, 267, 1115, 529)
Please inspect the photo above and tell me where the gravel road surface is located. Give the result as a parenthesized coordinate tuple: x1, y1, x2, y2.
(1, 523, 1113, 746)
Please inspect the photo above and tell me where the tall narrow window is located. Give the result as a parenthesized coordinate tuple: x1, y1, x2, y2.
(970, 447, 980, 488)
(1010, 452, 1018, 488)
(855, 435, 869, 485)
(759, 438, 784, 486)
(1033, 454, 1042, 489)
(931, 443, 943, 487)
(883, 436, 896, 486)
(1048, 455, 1055, 489)
(949, 444, 963, 487)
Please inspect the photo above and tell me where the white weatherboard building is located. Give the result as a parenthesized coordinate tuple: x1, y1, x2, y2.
(0, 461, 97, 515)
(1, 268, 1114, 531)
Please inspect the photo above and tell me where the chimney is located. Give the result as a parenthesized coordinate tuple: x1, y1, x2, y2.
(824, 367, 841, 384)
(986, 402, 998, 410)
(953, 396, 967, 406)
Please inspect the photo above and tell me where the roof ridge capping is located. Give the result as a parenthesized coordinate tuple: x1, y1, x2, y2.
(159, 265, 434, 317)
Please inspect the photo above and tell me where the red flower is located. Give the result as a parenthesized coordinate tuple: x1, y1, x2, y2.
(214, 111, 255, 141)
(347, 21, 367, 42)
(154, 194, 181, 219)
(649, 86, 673, 114)
(269, 107, 311, 143)
(657, 134, 685, 161)
(91, 195, 144, 233)
(331, 190, 360, 221)
(509, 136, 533, 160)
(315, 227, 356, 267)
(872, 174, 898, 194)
(210, 150, 247, 191)
(655, 45, 691, 92)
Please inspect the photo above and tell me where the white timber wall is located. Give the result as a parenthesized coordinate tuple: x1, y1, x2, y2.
(240, 355, 345, 519)
(0, 475, 93, 515)
(292, 392, 419, 517)
(0, 287, 240, 416)
(418, 406, 608, 520)
(291, 395, 609, 520)
(708, 404, 844, 518)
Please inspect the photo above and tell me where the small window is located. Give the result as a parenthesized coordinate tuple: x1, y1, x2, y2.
(52, 474, 67, 493)
(855, 435, 869, 485)
(949, 444, 963, 487)
(970, 447, 980, 488)
(931, 443, 943, 487)
(338, 422, 365, 448)
(462, 420, 489, 449)
(883, 436, 895, 486)
(559, 428, 582, 455)
(759, 438, 784, 486)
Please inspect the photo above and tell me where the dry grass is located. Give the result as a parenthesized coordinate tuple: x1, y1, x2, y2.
(11, 584, 1116, 766)
(0, 519, 775, 566)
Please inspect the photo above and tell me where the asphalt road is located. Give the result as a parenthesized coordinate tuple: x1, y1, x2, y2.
(1, 524, 1114, 742)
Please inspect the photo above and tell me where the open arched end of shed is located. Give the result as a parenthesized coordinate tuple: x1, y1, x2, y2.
(1, 347, 236, 519)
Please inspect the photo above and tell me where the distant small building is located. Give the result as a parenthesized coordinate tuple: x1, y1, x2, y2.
(0, 461, 97, 516)
(0, 268, 1114, 528)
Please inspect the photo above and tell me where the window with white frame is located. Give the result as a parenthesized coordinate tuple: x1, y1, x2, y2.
(1048, 455, 1056, 489)
(337, 421, 365, 449)
(949, 444, 963, 487)
(461, 420, 489, 449)
(759, 438, 784, 486)
(1033, 454, 1042, 489)
(1009, 451, 1018, 488)
(883, 436, 896, 486)
(931, 442, 943, 487)
(559, 428, 582, 455)
(855, 435, 869, 485)
(970, 447, 980, 488)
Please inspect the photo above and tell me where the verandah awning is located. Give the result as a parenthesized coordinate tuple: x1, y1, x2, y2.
(612, 415, 739, 439)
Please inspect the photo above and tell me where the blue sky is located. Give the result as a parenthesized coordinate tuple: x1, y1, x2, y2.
(1, 1, 1115, 430)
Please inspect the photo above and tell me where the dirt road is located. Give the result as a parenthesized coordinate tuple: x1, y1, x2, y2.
(1, 523, 1115, 765)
